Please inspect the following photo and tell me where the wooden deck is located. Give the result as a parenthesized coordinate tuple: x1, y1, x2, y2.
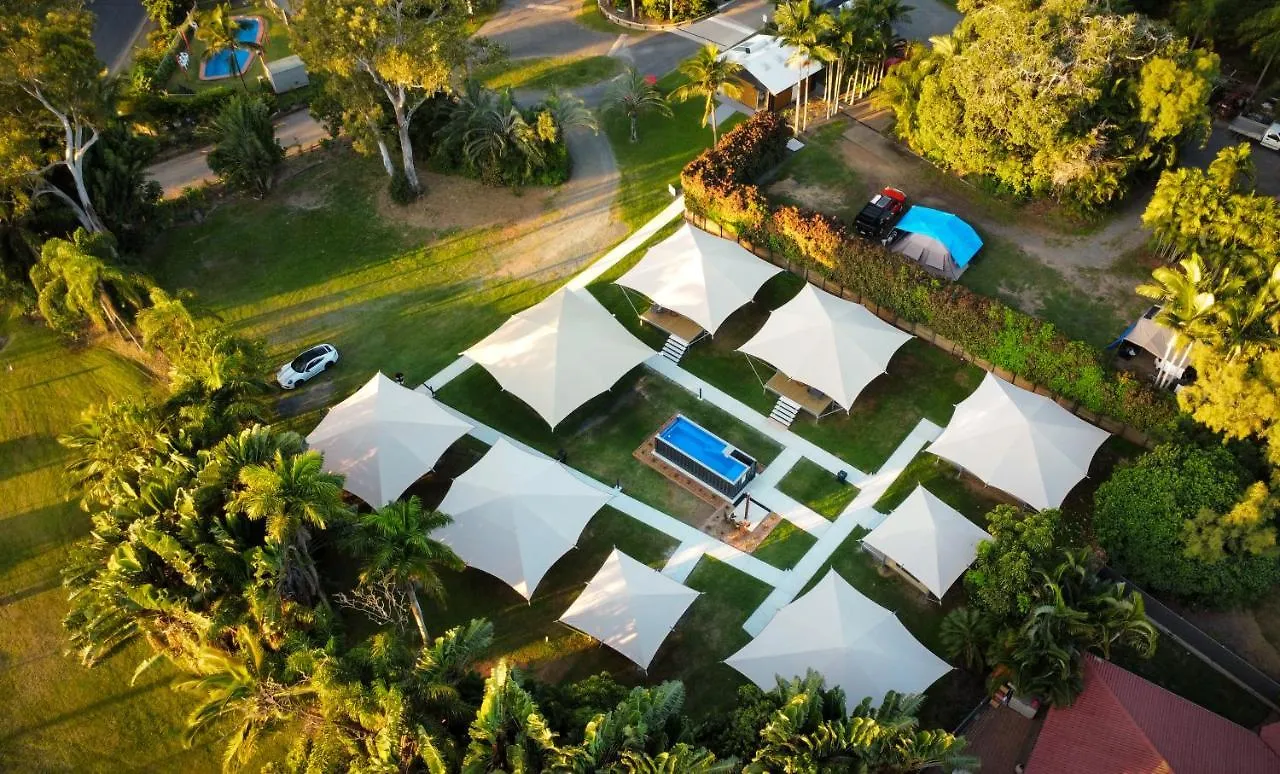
(641, 306, 704, 342)
(765, 372, 834, 417)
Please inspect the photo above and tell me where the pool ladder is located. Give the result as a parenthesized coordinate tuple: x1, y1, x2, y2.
(769, 396, 802, 427)
(660, 335, 689, 364)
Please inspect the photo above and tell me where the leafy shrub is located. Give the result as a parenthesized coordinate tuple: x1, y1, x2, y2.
(680, 112, 1177, 433)
(966, 505, 1071, 623)
(388, 170, 418, 205)
(1094, 444, 1280, 606)
(206, 96, 285, 197)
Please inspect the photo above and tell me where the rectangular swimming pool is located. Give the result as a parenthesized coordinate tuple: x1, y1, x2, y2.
(653, 415, 757, 500)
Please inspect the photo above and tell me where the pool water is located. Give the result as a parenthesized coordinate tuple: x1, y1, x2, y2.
(202, 17, 261, 79)
(658, 416, 749, 483)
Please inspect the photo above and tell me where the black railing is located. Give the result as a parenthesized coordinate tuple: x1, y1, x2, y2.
(654, 437, 756, 500)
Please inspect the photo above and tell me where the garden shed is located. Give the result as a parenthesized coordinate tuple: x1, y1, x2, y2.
(305, 372, 473, 507)
(264, 55, 309, 94)
(435, 439, 612, 600)
(861, 486, 990, 599)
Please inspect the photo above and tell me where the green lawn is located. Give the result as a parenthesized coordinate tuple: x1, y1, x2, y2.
(165, 5, 293, 93)
(574, 0, 634, 34)
(752, 521, 818, 570)
(0, 314, 235, 771)
(777, 458, 860, 520)
(477, 55, 623, 91)
(435, 366, 782, 526)
(873, 452, 1012, 524)
(766, 121, 865, 221)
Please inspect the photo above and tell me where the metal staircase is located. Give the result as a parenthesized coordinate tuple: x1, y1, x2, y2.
(768, 396, 802, 427)
(660, 335, 690, 363)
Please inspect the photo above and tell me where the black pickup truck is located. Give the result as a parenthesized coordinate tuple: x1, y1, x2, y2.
(853, 187, 907, 239)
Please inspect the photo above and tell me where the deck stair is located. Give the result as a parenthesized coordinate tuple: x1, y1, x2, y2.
(768, 396, 802, 427)
(660, 335, 690, 363)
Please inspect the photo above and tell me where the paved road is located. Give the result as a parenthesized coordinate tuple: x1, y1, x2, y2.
(895, 0, 961, 44)
(146, 110, 329, 197)
(87, 0, 148, 74)
(1184, 122, 1280, 198)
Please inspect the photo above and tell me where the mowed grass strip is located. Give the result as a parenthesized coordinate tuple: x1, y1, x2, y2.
(776, 457, 859, 520)
(751, 521, 818, 570)
(477, 55, 623, 91)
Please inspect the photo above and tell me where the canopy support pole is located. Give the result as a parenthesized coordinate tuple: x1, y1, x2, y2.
(618, 286, 644, 320)
(743, 353, 769, 392)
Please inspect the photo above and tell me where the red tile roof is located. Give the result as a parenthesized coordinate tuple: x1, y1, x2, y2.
(1026, 656, 1280, 774)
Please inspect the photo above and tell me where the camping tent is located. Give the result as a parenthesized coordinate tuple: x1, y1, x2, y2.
(559, 549, 700, 670)
(861, 486, 991, 599)
(305, 372, 474, 507)
(737, 284, 912, 410)
(890, 206, 983, 279)
(927, 373, 1110, 510)
(435, 438, 611, 599)
(616, 223, 782, 335)
(725, 571, 950, 711)
(463, 287, 654, 428)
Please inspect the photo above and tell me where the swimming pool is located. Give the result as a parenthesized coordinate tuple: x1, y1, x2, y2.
(200, 17, 262, 80)
(654, 415, 757, 500)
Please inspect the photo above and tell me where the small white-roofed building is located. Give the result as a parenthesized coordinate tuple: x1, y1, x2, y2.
(435, 439, 611, 600)
(264, 55, 309, 93)
(559, 549, 700, 670)
(463, 288, 654, 428)
(721, 34, 824, 112)
(726, 571, 950, 711)
(927, 373, 1111, 511)
(861, 486, 991, 599)
(305, 372, 473, 508)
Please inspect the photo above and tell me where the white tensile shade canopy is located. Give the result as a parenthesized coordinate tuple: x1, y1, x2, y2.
(616, 223, 782, 335)
(738, 284, 913, 410)
(305, 372, 474, 508)
(927, 373, 1111, 511)
(559, 549, 700, 670)
(463, 288, 654, 428)
(435, 439, 612, 600)
(725, 571, 950, 711)
(862, 486, 991, 599)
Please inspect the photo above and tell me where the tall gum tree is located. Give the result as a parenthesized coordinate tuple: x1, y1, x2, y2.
(293, 0, 468, 194)
(0, 3, 109, 233)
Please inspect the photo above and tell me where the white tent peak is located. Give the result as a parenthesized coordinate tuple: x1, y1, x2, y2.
(738, 284, 913, 410)
(862, 486, 991, 599)
(305, 372, 473, 508)
(559, 549, 700, 670)
(463, 288, 654, 428)
(725, 571, 950, 711)
(436, 438, 612, 600)
(616, 223, 782, 335)
(927, 373, 1110, 510)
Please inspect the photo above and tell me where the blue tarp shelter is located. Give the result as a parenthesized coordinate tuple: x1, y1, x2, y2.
(890, 206, 983, 279)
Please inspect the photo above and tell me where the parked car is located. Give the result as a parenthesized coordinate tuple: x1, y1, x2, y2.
(277, 344, 339, 389)
(1228, 108, 1280, 152)
(854, 187, 907, 239)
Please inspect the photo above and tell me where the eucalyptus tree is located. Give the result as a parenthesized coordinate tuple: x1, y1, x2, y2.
(604, 67, 673, 143)
(671, 45, 744, 145)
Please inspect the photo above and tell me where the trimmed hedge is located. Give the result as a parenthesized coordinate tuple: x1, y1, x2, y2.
(680, 113, 1176, 434)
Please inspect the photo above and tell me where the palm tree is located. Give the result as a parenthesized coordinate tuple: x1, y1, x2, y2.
(603, 67, 673, 143)
(29, 228, 147, 344)
(670, 45, 743, 145)
(462, 660, 560, 772)
(205, 96, 284, 197)
(774, 0, 836, 132)
(1210, 263, 1280, 361)
(347, 496, 464, 645)
(228, 449, 351, 604)
(463, 91, 546, 185)
(542, 88, 599, 134)
(61, 398, 177, 509)
(198, 3, 262, 92)
(618, 744, 736, 773)
(1136, 254, 1220, 385)
(558, 682, 689, 770)
(940, 607, 992, 671)
(1240, 4, 1280, 97)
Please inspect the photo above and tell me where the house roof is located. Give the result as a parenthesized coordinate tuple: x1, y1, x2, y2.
(720, 35, 823, 95)
(1026, 655, 1280, 774)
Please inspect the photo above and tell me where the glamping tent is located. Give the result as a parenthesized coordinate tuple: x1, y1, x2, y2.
(890, 206, 983, 279)
(720, 35, 824, 113)
(463, 288, 654, 428)
(726, 571, 950, 711)
(305, 372, 474, 507)
(927, 373, 1110, 510)
(435, 439, 611, 599)
(559, 549, 700, 670)
(616, 223, 782, 339)
(738, 284, 912, 412)
(861, 486, 991, 599)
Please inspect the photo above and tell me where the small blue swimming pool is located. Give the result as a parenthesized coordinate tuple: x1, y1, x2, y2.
(202, 17, 261, 79)
(654, 415, 757, 500)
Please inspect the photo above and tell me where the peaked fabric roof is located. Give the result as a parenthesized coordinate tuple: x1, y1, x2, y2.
(725, 571, 950, 712)
(616, 223, 782, 335)
(559, 549, 700, 670)
(927, 373, 1110, 510)
(738, 284, 913, 410)
(896, 206, 983, 267)
(463, 288, 654, 428)
(862, 486, 991, 599)
(436, 439, 612, 600)
(1026, 655, 1280, 774)
(721, 34, 824, 95)
(305, 372, 473, 508)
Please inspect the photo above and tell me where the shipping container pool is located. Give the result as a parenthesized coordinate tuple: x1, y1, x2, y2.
(653, 415, 758, 500)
